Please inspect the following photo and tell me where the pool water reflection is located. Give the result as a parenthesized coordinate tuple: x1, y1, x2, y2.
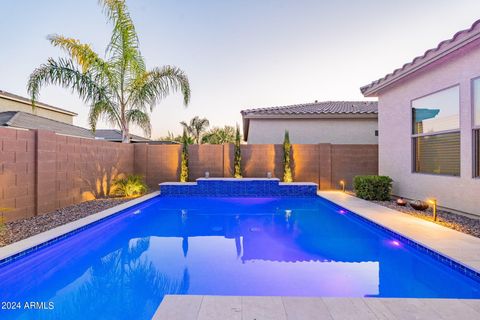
(0, 196, 479, 319)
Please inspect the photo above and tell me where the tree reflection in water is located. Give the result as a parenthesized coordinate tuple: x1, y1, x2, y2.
(48, 237, 190, 320)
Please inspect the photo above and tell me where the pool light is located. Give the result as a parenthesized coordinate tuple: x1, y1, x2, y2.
(340, 180, 345, 192)
(390, 240, 401, 247)
(338, 209, 346, 214)
(428, 198, 438, 221)
(133, 209, 141, 215)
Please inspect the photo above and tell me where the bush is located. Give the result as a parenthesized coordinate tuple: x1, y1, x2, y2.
(353, 175, 393, 201)
(113, 174, 147, 197)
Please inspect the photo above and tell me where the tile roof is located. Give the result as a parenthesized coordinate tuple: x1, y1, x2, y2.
(0, 111, 93, 138)
(94, 129, 150, 142)
(0, 90, 77, 116)
(361, 19, 480, 96)
(241, 101, 378, 117)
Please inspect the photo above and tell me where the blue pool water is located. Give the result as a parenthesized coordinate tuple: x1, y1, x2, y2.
(1, 196, 479, 319)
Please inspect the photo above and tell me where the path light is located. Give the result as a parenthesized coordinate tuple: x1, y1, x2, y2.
(428, 199, 438, 221)
(267, 172, 272, 179)
(205, 171, 210, 178)
(340, 180, 345, 192)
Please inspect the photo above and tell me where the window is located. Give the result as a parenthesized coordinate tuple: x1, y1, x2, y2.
(412, 86, 460, 176)
(475, 130, 480, 177)
(473, 78, 480, 177)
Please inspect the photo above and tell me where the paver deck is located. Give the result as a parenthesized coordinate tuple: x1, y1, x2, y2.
(153, 192, 480, 320)
(153, 295, 480, 320)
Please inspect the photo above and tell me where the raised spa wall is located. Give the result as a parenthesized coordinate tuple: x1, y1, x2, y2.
(159, 178, 318, 197)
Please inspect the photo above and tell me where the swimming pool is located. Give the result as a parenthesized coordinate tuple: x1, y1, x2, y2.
(1, 195, 479, 319)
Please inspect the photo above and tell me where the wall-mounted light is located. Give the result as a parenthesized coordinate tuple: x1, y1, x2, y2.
(340, 180, 345, 192)
(428, 199, 437, 221)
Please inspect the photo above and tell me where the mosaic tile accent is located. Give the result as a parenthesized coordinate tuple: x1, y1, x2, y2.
(320, 196, 480, 284)
(159, 179, 318, 197)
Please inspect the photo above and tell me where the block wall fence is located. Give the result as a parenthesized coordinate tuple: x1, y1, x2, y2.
(0, 127, 378, 222)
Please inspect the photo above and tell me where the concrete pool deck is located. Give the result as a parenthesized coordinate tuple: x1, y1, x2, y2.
(153, 191, 480, 320)
(153, 295, 480, 320)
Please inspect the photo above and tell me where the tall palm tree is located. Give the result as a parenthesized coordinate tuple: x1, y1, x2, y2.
(180, 116, 210, 144)
(27, 0, 190, 143)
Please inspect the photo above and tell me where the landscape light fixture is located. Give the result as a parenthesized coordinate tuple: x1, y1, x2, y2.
(428, 199, 438, 221)
(340, 180, 346, 192)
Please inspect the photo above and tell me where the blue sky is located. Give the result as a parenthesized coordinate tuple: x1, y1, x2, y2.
(1, 0, 479, 138)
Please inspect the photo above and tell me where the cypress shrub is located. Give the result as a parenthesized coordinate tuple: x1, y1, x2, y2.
(234, 125, 242, 178)
(180, 129, 189, 182)
(283, 130, 293, 182)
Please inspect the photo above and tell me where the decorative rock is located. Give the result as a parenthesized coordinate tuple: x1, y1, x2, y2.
(396, 197, 408, 206)
(409, 200, 429, 211)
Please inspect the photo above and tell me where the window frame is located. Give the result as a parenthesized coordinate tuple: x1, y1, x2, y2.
(471, 77, 480, 178)
(410, 84, 461, 177)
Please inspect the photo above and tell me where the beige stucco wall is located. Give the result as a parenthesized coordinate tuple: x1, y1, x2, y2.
(0, 97, 74, 124)
(377, 44, 480, 216)
(247, 118, 378, 144)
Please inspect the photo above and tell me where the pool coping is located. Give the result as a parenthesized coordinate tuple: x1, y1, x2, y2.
(318, 191, 480, 279)
(0, 191, 160, 263)
(153, 295, 480, 320)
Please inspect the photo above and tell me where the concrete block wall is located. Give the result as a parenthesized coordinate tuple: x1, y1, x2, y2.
(1, 127, 378, 222)
(0, 127, 36, 221)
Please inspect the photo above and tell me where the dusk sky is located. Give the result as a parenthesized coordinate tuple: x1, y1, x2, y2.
(1, 0, 479, 138)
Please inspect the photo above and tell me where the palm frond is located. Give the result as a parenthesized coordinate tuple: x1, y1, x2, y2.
(89, 100, 120, 132)
(128, 66, 191, 111)
(27, 58, 109, 108)
(100, 0, 145, 78)
(126, 109, 151, 137)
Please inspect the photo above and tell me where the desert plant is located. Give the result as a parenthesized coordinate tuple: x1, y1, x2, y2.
(234, 125, 242, 178)
(180, 129, 189, 182)
(180, 116, 210, 144)
(283, 130, 293, 182)
(353, 175, 393, 201)
(28, 0, 190, 143)
(112, 174, 147, 197)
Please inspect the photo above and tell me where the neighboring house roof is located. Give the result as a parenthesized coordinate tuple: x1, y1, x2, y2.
(0, 90, 77, 116)
(94, 129, 150, 142)
(241, 101, 378, 140)
(0, 111, 94, 138)
(361, 19, 480, 97)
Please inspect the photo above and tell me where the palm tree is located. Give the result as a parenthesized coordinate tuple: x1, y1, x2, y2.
(27, 0, 190, 143)
(180, 116, 210, 144)
(202, 125, 236, 144)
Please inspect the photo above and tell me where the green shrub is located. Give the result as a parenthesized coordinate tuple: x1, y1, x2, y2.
(180, 128, 189, 182)
(353, 175, 393, 201)
(283, 130, 293, 182)
(234, 125, 242, 178)
(113, 174, 147, 197)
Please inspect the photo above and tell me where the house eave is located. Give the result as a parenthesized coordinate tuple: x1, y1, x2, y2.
(361, 21, 480, 97)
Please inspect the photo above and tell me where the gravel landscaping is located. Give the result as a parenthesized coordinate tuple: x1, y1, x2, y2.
(0, 198, 130, 247)
(372, 199, 480, 238)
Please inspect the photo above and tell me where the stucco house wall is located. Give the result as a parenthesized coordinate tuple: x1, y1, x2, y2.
(0, 94, 74, 124)
(376, 43, 480, 216)
(247, 118, 378, 144)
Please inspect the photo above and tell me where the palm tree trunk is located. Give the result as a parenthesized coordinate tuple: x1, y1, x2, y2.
(122, 127, 130, 143)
